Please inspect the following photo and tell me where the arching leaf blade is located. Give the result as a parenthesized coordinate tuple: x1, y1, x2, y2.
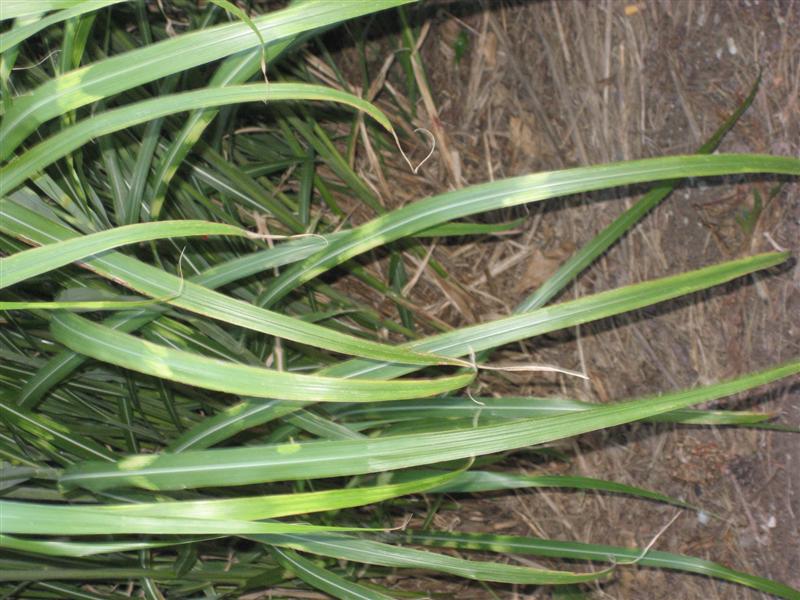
(254, 533, 612, 586)
(50, 311, 473, 403)
(0, 0, 126, 54)
(0, 199, 461, 367)
(258, 154, 800, 307)
(1, 83, 394, 195)
(0, 534, 200, 559)
(269, 546, 399, 600)
(0, 218, 246, 289)
(0, 500, 374, 536)
(401, 531, 800, 600)
(0, 0, 413, 157)
(87, 468, 464, 521)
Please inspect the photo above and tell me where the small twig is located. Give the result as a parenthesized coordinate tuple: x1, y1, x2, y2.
(403, 242, 437, 295)
(613, 512, 682, 566)
(244, 230, 328, 245)
(454, 346, 591, 379)
(11, 50, 61, 70)
(393, 127, 437, 175)
(763, 231, 787, 252)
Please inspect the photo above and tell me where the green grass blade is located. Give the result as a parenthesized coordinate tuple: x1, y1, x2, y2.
(0, 0, 414, 157)
(0, 566, 193, 583)
(258, 154, 800, 307)
(192, 236, 336, 288)
(120, 78, 177, 225)
(57, 4, 96, 74)
(88, 469, 463, 521)
(0, 200, 461, 367)
(0, 218, 247, 289)
(401, 531, 800, 600)
(0, 1, 93, 21)
(254, 534, 612, 586)
(0, 534, 195, 559)
(0, 500, 372, 536)
(269, 546, 395, 600)
(0, 83, 394, 195)
(98, 138, 129, 224)
(416, 217, 526, 237)
(0, 0, 126, 54)
(166, 398, 296, 452)
(285, 410, 364, 440)
(10, 234, 341, 409)
(50, 311, 473, 402)
(397, 470, 697, 511)
(338, 396, 775, 428)
(0, 299, 165, 311)
(16, 311, 156, 409)
(60, 360, 799, 491)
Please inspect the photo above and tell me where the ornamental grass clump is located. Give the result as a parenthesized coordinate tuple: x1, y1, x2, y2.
(0, 1, 798, 598)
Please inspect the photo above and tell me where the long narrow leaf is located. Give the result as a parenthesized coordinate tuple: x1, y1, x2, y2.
(396, 470, 697, 511)
(258, 154, 800, 307)
(337, 396, 776, 428)
(149, 48, 267, 219)
(322, 251, 789, 380)
(0, 500, 371, 535)
(269, 546, 396, 600)
(1, 83, 395, 195)
(0, 0, 126, 54)
(255, 534, 612, 586)
(0, 534, 198, 559)
(14, 236, 341, 408)
(50, 311, 473, 403)
(0, 1, 91, 21)
(86, 469, 463, 521)
(1, 219, 246, 288)
(60, 360, 799, 491)
(401, 531, 800, 600)
(0, 398, 115, 462)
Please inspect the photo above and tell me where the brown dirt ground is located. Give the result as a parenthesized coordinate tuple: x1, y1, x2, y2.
(318, 0, 799, 598)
